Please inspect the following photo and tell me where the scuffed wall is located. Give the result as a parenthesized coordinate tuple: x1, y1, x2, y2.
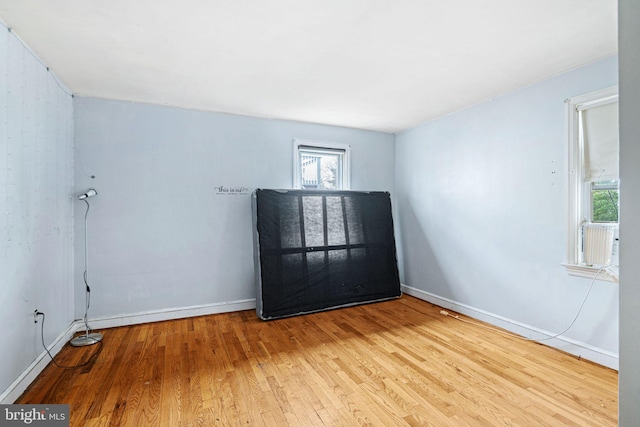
(0, 25, 74, 398)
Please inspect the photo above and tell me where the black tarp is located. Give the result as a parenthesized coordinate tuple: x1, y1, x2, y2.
(252, 189, 401, 320)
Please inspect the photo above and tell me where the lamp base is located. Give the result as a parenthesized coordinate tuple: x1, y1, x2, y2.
(69, 332, 103, 347)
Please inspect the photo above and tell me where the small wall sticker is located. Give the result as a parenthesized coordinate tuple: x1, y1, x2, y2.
(213, 186, 250, 195)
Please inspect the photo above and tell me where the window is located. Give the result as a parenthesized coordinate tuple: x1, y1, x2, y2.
(565, 86, 619, 280)
(591, 180, 619, 223)
(293, 140, 351, 190)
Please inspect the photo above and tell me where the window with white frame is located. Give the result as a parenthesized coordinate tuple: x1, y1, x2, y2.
(293, 140, 351, 190)
(565, 86, 619, 281)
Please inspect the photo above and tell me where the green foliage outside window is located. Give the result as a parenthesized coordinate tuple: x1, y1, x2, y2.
(592, 188, 619, 223)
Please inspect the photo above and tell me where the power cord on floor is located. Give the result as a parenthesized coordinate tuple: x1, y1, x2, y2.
(35, 312, 103, 369)
(439, 265, 610, 343)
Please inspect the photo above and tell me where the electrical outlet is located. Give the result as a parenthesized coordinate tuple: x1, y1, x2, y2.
(33, 309, 39, 323)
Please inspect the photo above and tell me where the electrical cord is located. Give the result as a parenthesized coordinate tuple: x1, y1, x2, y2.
(440, 265, 610, 343)
(530, 265, 605, 342)
(36, 312, 103, 369)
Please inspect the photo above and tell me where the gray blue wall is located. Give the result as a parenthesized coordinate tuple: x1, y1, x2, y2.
(618, 0, 640, 422)
(395, 56, 619, 366)
(0, 27, 74, 398)
(73, 97, 395, 319)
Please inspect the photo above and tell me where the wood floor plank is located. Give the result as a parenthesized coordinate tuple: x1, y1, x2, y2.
(16, 296, 618, 426)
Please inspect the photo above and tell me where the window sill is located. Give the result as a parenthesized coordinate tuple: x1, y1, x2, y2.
(562, 263, 619, 283)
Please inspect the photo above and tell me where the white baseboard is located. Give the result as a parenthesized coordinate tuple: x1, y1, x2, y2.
(1, 298, 257, 404)
(83, 298, 257, 331)
(0, 322, 78, 404)
(402, 284, 619, 371)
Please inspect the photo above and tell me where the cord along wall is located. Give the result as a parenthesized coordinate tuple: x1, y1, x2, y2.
(252, 189, 401, 320)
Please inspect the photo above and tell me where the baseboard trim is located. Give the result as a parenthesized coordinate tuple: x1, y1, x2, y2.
(1, 298, 257, 404)
(81, 298, 257, 331)
(401, 284, 619, 370)
(0, 322, 78, 404)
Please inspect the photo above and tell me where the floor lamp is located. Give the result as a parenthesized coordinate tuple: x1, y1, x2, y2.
(70, 188, 103, 347)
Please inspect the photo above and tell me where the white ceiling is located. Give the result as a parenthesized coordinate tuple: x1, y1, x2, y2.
(0, 1, 617, 133)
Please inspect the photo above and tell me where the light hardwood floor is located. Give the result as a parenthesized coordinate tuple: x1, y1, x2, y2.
(18, 296, 618, 426)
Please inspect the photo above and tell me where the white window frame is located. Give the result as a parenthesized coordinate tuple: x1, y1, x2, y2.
(564, 86, 619, 282)
(293, 139, 351, 190)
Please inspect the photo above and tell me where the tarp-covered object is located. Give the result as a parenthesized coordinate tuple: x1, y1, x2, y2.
(252, 189, 401, 320)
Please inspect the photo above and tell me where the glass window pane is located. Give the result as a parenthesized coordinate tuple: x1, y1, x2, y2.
(299, 149, 343, 190)
(592, 179, 619, 190)
(592, 180, 619, 223)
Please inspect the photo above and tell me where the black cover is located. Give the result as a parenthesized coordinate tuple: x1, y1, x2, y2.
(252, 189, 401, 320)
